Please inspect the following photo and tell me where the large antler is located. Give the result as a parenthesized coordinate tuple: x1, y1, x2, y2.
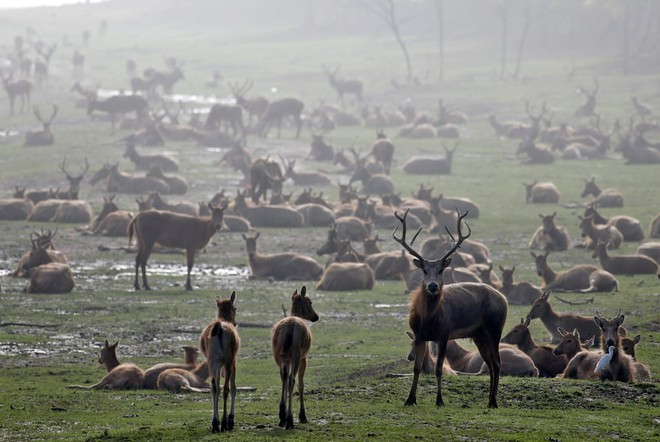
(438, 208, 472, 264)
(392, 209, 424, 262)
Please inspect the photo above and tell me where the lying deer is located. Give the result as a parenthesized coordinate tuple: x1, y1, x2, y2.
(157, 360, 210, 393)
(123, 139, 179, 171)
(24, 105, 57, 146)
(66, 340, 144, 389)
(528, 212, 571, 252)
(272, 286, 319, 429)
(592, 240, 658, 275)
(499, 265, 543, 305)
(583, 205, 643, 242)
(128, 202, 227, 290)
(91, 195, 133, 237)
(531, 251, 618, 293)
(315, 262, 375, 291)
(578, 215, 623, 249)
(553, 328, 600, 379)
(442, 339, 538, 377)
(242, 232, 323, 281)
(501, 317, 567, 377)
(580, 177, 624, 208)
(142, 345, 199, 389)
(593, 312, 636, 383)
(523, 180, 560, 204)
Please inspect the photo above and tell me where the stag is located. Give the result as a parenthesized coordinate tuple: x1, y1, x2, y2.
(58, 158, 89, 199)
(87, 94, 148, 133)
(307, 130, 334, 161)
(24, 105, 57, 146)
(575, 77, 598, 117)
(229, 79, 268, 129)
(394, 209, 508, 408)
(250, 157, 284, 204)
(323, 65, 363, 104)
(127, 202, 227, 290)
(2, 75, 32, 115)
(257, 98, 304, 138)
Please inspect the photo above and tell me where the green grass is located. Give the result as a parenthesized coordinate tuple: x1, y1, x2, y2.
(1, 2, 659, 441)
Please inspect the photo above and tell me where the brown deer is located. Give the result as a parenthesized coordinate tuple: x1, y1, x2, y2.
(24, 105, 58, 146)
(104, 163, 171, 194)
(592, 240, 658, 275)
(2, 75, 32, 115)
(307, 131, 334, 161)
(636, 242, 660, 264)
(523, 180, 560, 204)
(371, 130, 394, 174)
(403, 143, 457, 175)
(553, 329, 600, 379)
(323, 64, 363, 104)
(123, 141, 179, 172)
(50, 200, 94, 224)
(145, 165, 188, 195)
(650, 214, 660, 238)
(199, 292, 240, 433)
(257, 97, 304, 138)
(242, 232, 323, 281)
(441, 339, 538, 377)
(142, 345, 199, 389)
(233, 190, 304, 228)
(315, 262, 375, 291)
(12, 229, 67, 278)
(250, 157, 284, 204)
(405, 333, 456, 376)
(26, 262, 74, 294)
(349, 148, 395, 195)
(365, 249, 413, 281)
(498, 265, 543, 305)
(87, 94, 148, 133)
(393, 208, 507, 408)
(205, 103, 245, 139)
(593, 312, 636, 383)
(578, 215, 623, 249)
(282, 158, 332, 186)
(575, 77, 598, 117)
(526, 292, 601, 345)
(517, 138, 555, 164)
(583, 205, 644, 242)
(127, 202, 228, 290)
(58, 158, 89, 199)
(296, 203, 335, 227)
(91, 195, 133, 237)
(528, 212, 571, 251)
(157, 361, 210, 393)
(531, 251, 617, 293)
(66, 340, 145, 389)
(0, 198, 33, 220)
(229, 79, 268, 129)
(501, 318, 567, 377)
(580, 178, 624, 208)
(272, 286, 319, 429)
(147, 192, 198, 217)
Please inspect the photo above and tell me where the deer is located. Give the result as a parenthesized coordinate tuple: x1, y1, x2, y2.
(199, 292, 240, 433)
(205, 103, 245, 139)
(553, 329, 601, 380)
(498, 265, 543, 305)
(488, 113, 528, 139)
(403, 142, 457, 175)
(365, 249, 413, 281)
(592, 240, 658, 275)
(2, 75, 32, 115)
(147, 191, 198, 217)
(296, 202, 335, 227)
(66, 340, 145, 390)
(272, 286, 319, 429)
(393, 208, 508, 408)
(233, 189, 304, 228)
(526, 292, 601, 346)
(523, 180, 560, 204)
(315, 262, 375, 291)
(528, 212, 571, 252)
(348, 148, 395, 195)
(501, 318, 567, 378)
(323, 64, 363, 105)
(127, 202, 228, 290)
(574, 77, 599, 117)
(25, 261, 74, 294)
(145, 164, 188, 195)
(580, 178, 624, 208)
(58, 158, 89, 199)
(531, 251, 618, 293)
(229, 79, 269, 129)
(517, 137, 555, 164)
(282, 157, 332, 186)
(87, 94, 149, 133)
(307, 129, 334, 161)
(578, 215, 623, 249)
(636, 242, 660, 264)
(371, 130, 394, 174)
(12, 228, 67, 278)
(582, 205, 644, 242)
(0, 198, 33, 220)
(242, 232, 323, 281)
(104, 163, 171, 194)
(24, 105, 58, 146)
(91, 195, 134, 237)
(152, 64, 185, 94)
(142, 345, 200, 389)
(593, 312, 637, 383)
(440, 339, 538, 377)
(123, 140, 179, 172)
(157, 360, 210, 393)
(250, 157, 284, 204)
(650, 214, 660, 238)
(257, 97, 304, 138)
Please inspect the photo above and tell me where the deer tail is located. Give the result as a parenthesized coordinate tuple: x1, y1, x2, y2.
(127, 216, 136, 246)
(211, 322, 225, 359)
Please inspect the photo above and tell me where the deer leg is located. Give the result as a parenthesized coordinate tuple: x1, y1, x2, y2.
(404, 340, 426, 406)
(278, 364, 288, 427)
(140, 244, 154, 290)
(133, 249, 142, 290)
(474, 333, 501, 409)
(298, 356, 307, 424)
(434, 340, 447, 407)
(295, 116, 302, 139)
(227, 361, 236, 430)
(184, 248, 195, 290)
(286, 360, 296, 430)
(210, 376, 221, 433)
(220, 365, 230, 432)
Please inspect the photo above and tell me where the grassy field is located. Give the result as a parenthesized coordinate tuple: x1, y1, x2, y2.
(0, 2, 659, 441)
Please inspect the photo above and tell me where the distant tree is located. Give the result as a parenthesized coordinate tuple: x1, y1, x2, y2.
(433, 0, 445, 82)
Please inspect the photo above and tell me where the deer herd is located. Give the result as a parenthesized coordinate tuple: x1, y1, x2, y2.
(1, 34, 659, 434)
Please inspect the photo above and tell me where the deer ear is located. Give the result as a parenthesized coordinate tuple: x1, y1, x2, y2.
(104, 339, 109, 347)
(406, 331, 415, 340)
(616, 315, 625, 327)
(524, 317, 531, 327)
(557, 327, 567, 337)
(633, 335, 641, 344)
(300, 286, 307, 297)
(291, 289, 298, 299)
(230, 291, 236, 303)
(412, 258, 423, 269)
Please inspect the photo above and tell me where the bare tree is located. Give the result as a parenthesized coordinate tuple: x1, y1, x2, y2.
(434, 0, 445, 82)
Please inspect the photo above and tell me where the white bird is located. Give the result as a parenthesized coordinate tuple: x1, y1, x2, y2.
(594, 345, 615, 375)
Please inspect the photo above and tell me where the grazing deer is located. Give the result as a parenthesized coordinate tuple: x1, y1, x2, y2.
(580, 178, 624, 208)
(498, 265, 543, 305)
(2, 75, 32, 115)
(142, 345, 200, 389)
(315, 262, 375, 291)
(528, 212, 571, 252)
(233, 190, 304, 228)
(200, 292, 240, 433)
(128, 202, 227, 290)
(0, 198, 33, 220)
(24, 105, 58, 146)
(593, 312, 636, 383)
(371, 130, 394, 174)
(574, 77, 598, 117)
(526, 292, 601, 345)
(592, 240, 658, 275)
(323, 64, 363, 104)
(501, 318, 567, 378)
(229, 79, 268, 129)
(257, 97, 304, 139)
(147, 191, 198, 217)
(272, 286, 319, 429)
(578, 215, 623, 249)
(282, 158, 332, 186)
(394, 209, 508, 408)
(531, 251, 617, 293)
(91, 195, 133, 236)
(87, 94, 148, 133)
(441, 339, 538, 377)
(66, 340, 144, 389)
(403, 143, 457, 175)
(242, 232, 323, 281)
(582, 205, 643, 242)
(123, 140, 179, 172)
(205, 104, 245, 139)
(523, 180, 560, 204)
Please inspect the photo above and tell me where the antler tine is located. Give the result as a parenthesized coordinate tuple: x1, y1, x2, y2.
(59, 159, 71, 178)
(439, 208, 472, 264)
(48, 104, 58, 123)
(392, 209, 424, 262)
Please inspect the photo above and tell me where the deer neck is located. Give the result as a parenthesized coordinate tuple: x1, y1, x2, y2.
(540, 262, 557, 284)
(103, 351, 121, 372)
(536, 307, 559, 331)
(193, 361, 210, 380)
(517, 333, 537, 353)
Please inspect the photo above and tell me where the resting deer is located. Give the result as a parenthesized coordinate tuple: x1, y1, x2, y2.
(593, 312, 637, 383)
(12, 229, 66, 278)
(87, 94, 148, 133)
(91, 195, 133, 236)
(394, 208, 508, 408)
(26, 261, 74, 294)
(553, 329, 600, 379)
(66, 340, 144, 389)
(199, 292, 240, 433)
(403, 143, 456, 175)
(592, 240, 658, 275)
(441, 339, 538, 377)
(24, 105, 58, 146)
(128, 202, 227, 290)
(523, 180, 560, 204)
(142, 346, 200, 389)
(57, 158, 89, 200)
(104, 163, 170, 194)
(316, 262, 375, 291)
(272, 286, 319, 429)
(651, 214, 660, 238)
(528, 212, 571, 251)
(526, 291, 601, 345)
(123, 140, 179, 172)
(0, 198, 33, 221)
(233, 190, 304, 228)
(148, 191, 198, 217)
(157, 360, 210, 393)
(242, 232, 323, 281)
(580, 178, 624, 208)
(583, 205, 643, 242)
(282, 157, 332, 186)
(578, 215, 623, 249)
(498, 265, 542, 305)
(501, 318, 567, 377)
(145, 165, 188, 195)
(575, 77, 598, 117)
(531, 251, 617, 293)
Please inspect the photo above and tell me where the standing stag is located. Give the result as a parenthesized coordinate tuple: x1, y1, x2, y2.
(323, 65, 363, 105)
(257, 98, 304, 138)
(229, 79, 268, 129)
(128, 202, 227, 290)
(2, 75, 32, 115)
(272, 286, 319, 429)
(24, 105, 57, 146)
(394, 209, 508, 408)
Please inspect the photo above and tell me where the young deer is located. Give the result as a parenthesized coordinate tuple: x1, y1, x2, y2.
(593, 312, 636, 383)
(142, 346, 200, 389)
(531, 251, 618, 293)
(580, 177, 624, 208)
(127, 202, 227, 290)
(578, 215, 623, 249)
(526, 292, 601, 345)
(24, 105, 58, 146)
(272, 286, 319, 429)
(394, 209, 508, 408)
(499, 265, 543, 305)
(242, 232, 323, 281)
(553, 328, 600, 380)
(528, 212, 571, 252)
(592, 240, 658, 275)
(66, 340, 144, 389)
(200, 292, 240, 433)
